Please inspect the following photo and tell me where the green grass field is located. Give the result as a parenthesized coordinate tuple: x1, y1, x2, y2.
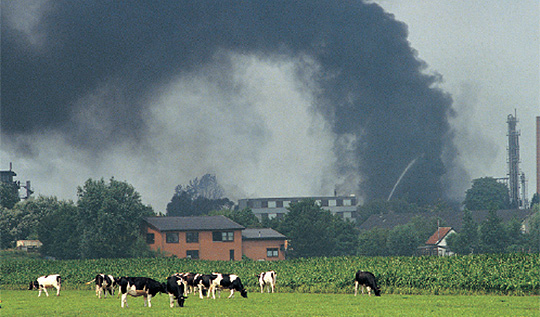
(1, 290, 538, 316)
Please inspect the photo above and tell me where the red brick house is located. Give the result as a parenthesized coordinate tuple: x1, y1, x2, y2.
(144, 216, 287, 261)
(242, 228, 287, 261)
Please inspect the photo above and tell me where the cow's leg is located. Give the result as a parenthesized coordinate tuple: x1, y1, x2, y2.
(260, 283, 264, 293)
(169, 293, 175, 308)
(228, 289, 235, 299)
(121, 293, 128, 308)
(199, 287, 204, 299)
(147, 294, 152, 307)
(43, 287, 49, 297)
(271, 283, 275, 293)
(367, 286, 372, 297)
(354, 281, 358, 296)
(55, 284, 61, 296)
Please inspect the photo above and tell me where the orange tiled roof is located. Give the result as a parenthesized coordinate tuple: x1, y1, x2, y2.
(426, 227, 453, 245)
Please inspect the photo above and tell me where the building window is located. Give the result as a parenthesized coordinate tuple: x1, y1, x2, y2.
(268, 201, 276, 208)
(283, 201, 290, 207)
(329, 199, 337, 207)
(186, 250, 199, 259)
(344, 199, 351, 206)
(146, 233, 155, 244)
(267, 248, 279, 257)
(276, 201, 283, 207)
(186, 232, 199, 243)
(321, 200, 329, 207)
(213, 231, 234, 242)
(261, 200, 268, 208)
(166, 232, 179, 243)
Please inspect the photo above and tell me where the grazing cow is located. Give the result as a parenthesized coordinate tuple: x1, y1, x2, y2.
(86, 274, 117, 299)
(28, 274, 62, 297)
(118, 276, 167, 308)
(166, 274, 186, 308)
(194, 274, 216, 299)
(208, 273, 248, 299)
(354, 271, 381, 296)
(257, 270, 277, 293)
(179, 272, 200, 296)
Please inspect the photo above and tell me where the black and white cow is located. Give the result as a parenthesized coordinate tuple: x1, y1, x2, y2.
(166, 274, 186, 308)
(257, 270, 277, 293)
(194, 274, 216, 299)
(354, 271, 381, 296)
(118, 276, 167, 308)
(28, 274, 62, 297)
(179, 272, 200, 296)
(208, 273, 248, 299)
(86, 274, 117, 299)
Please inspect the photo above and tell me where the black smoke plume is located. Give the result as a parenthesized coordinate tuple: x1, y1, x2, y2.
(1, 0, 456, 205)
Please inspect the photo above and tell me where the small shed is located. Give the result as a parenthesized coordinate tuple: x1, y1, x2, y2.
(16, 240, 43, 252)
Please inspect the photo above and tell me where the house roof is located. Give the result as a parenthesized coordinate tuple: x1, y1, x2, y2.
(358, 209, 534, 232)
(242, 228, 287, 240)
(145, 215, 245, 232)
(425, 227, 454, 245)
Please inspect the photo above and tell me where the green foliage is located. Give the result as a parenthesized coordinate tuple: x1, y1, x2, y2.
(209, 208, 262, 228)
(463, 177, 510, 211)
(358, 228, 389, 256)
(478, 208, 506, 253)
(447, 209, 478, 254)
(2, 254, 539, 296)
(274, 200, 358, 258)
(530, 193, 539, 208)
(0, 196, 59, 249)
(166, 174, 233, 217)
(0, 182, 20, 209)
(76, 178, 155, 259)
(37, 200, 79, 259)
(525, 210, 540, 252)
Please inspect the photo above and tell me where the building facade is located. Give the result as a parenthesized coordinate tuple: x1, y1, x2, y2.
(238, 195, 358, 222)
(144, 215, 287, 261)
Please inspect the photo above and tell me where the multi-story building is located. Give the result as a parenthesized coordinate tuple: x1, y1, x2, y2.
(238, 195, 358, 222)
(144, 215, 287, 261)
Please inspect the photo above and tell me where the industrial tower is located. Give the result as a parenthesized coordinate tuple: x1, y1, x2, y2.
(506, 111, 527, 208)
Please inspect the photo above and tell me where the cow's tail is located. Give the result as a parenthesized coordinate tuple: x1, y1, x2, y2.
(85, 278, 96, 285)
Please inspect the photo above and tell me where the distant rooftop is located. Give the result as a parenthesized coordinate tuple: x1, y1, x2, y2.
(242, 228, 287, 240)
(145, 215, 245, 232)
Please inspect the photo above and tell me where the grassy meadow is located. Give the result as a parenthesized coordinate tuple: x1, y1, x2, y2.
(1, 290, 539, 316)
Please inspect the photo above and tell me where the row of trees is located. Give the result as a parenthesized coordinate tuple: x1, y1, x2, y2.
(447, 208, 540, 254)
(0, 178, 154, 259)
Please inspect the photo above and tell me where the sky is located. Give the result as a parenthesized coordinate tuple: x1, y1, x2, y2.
(1, 1, 538, 212)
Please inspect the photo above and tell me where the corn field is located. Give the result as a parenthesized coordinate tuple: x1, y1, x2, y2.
(2, 254, 538, 295)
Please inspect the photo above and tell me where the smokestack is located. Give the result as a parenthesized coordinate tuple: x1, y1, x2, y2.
(537, 116, 540, 195)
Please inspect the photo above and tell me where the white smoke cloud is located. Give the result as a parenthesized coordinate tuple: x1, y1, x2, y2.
(2, 52, 352, 212)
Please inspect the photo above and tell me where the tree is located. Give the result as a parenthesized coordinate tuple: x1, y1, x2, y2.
(386, 223, 420, 256)
(358, 228, 389, 256)
(447, 209, 479, 254)
(275, 200, 358, 258)
(166, 174, 232, 217)
(530, 193, 539, 208)
(526, 209, 540, 252)
(0, 196, 59, 249)
(0, 182, 20, 209)
(463, 177, 510, 211)
(76, 178, 155, 259)
(37, 199, 79, 259)
(477, 208, 506, 253)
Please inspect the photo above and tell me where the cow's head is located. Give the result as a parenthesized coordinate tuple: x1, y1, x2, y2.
(178, 295, 186, 307)
(240, 289, 248, 298)
(28, 281, 38, 290)
(374, 288, 381, 296)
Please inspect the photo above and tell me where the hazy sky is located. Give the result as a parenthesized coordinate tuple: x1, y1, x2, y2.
(1, 1, 538, 212)
(373, 0, 540, 198)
